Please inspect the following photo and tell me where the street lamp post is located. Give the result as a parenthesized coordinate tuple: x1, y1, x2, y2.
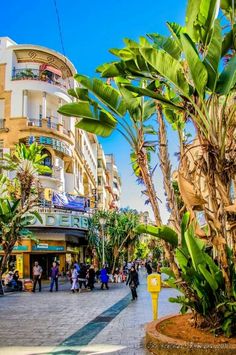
(99, 217, 106, 266)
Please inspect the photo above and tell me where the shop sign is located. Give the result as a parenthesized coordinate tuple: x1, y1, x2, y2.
(0, 245, 28, 251)
(29, 212, 89, 230)
(16, 255, 23, 278)
(28, 136, 72, 156)
(32, 245, 64, 251)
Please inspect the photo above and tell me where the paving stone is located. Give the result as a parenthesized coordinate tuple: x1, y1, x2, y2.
(0, 268, 180, 355)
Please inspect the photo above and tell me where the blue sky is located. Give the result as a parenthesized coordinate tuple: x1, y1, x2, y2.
(1, 0, 187, 222)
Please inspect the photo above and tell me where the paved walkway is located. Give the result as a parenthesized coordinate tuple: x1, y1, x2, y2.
(0, 269, 180, 354)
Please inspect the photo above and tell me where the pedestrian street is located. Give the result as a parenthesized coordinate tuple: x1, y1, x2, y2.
(0, 270, 180, 354)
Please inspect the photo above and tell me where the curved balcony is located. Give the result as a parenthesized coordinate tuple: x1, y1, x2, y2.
(12, 68, 70, 94)
(25, 117, 74, 145)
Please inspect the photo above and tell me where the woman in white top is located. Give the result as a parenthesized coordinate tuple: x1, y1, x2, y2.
(71, 265, 78, 293)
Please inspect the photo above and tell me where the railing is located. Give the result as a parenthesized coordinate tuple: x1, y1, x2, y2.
(37, 202, 94, 217)
(0, 119, 6, 129)
(27, 117, 70, 137)
(63, 127, 70, 136)
(12, 68, 68, 90)
(28, 119, 42, 127)
(75, 143, 84, 158)
(0, 118, 9, 132)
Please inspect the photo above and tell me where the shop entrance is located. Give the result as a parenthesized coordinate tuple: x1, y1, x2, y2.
(30, 254, 60, 279)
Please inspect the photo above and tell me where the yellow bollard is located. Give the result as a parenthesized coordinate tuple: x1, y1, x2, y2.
(147, 274, 161, 320)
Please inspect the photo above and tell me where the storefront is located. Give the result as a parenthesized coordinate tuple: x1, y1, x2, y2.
(0, 210, 90, 279)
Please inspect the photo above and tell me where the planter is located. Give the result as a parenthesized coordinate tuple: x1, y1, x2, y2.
(146, 314, 236, 355)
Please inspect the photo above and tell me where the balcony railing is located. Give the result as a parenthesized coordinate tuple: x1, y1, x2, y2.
(12, 68, 68, 90)
(75, 143, 84, 158)
(27, 117, 70, 137)
(0, 119, 9, 132)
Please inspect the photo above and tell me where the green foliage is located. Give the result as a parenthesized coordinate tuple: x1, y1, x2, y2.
(134, 241, 149, 259)
(152, 212, 236, 337)
(135, 224, 178, 247)
(0, 143, 45, 279)
(88, 209, 141, 269)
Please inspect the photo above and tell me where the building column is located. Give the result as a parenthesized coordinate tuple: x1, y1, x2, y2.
(23, 90, 28, 117)
(79, 246, 84, 262)
(58, 98, 63, 125)
(23, 253, 30, 278)
(42, 91, 47, 118)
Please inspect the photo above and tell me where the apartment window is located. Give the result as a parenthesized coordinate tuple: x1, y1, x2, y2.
(98, 159, 102, 168)
(98, 176, 102, 186)
(41, 149, 52, 176)
(0, 139, 3, 159)
(113, 181, 118, 189)
(98, 193, 102, 202)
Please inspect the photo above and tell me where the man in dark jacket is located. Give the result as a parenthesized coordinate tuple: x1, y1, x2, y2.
(49, 262, 59, 292)
(146, 261, 152, 275)
(78, 264, 87, 292)
(87, 265, 95, 290)
(126, 266, 139, 300)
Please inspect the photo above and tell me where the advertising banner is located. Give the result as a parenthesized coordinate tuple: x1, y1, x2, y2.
(52, 192, 89, 212)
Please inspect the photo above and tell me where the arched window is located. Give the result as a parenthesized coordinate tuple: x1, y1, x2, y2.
(41, 149, 52, 176)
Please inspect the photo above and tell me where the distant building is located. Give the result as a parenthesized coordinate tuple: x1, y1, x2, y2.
(105, 154, 122, 209)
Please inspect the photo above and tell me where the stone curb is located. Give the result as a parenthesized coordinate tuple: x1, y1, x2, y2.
(145, 314, 236, 355)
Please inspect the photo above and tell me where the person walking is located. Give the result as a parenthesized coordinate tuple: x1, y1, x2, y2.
(71, 265, 78, 293)
(87, 265, 95, 290)
(49, 262, 59, 292)
(126, 266, 139, 300)
(145, 261, 152, 275)
(100, 265, 109, 290)
(78, 264, 87, 292)
(32, 261, 43, 292)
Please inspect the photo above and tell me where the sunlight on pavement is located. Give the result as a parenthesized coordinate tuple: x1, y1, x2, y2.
(0, 344, 127, 355)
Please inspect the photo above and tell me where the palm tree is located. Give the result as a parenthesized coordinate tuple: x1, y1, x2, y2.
(88, 209, 141, 271)
(0, 143, 50, 295)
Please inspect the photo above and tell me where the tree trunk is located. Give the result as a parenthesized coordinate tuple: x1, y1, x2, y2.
(138, 149, 180, 278)
(0, 251, 9, 296)
(157, 105, 181, 233)
(138, 154, 162, 226)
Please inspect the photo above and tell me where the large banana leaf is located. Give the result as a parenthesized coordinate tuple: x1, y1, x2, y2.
(139, 48, 190, 96)
(76, 110, 117, 137)
(184, 226, 205, 270)
(216, 55, 236, 95)
(74, 75, 127, 117)
(180, 211, 190, 249)
(203, 20, 222, 91)
(166, 22, 185, 46)
(221, 26, 236, 57)
(198, 264, 219, 291)
(135, 224, 178, 247)
(147, 33, 181, 59)
(186, 0, 220, 44)
(67, 88, 89, 101)
(58, 101, 98, 119)
(123, 85, 184, 110)
(181, 33, 208, 97)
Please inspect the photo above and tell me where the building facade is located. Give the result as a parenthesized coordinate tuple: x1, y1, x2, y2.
(105, 154, 122, 209)
(0, 37, 121, 278)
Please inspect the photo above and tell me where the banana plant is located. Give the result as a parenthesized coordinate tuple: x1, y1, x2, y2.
(0, 143, 47, 295)
(59, 76, 163, 226)
(89, 0, 236, 294)
(136, 212, 236, 336)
